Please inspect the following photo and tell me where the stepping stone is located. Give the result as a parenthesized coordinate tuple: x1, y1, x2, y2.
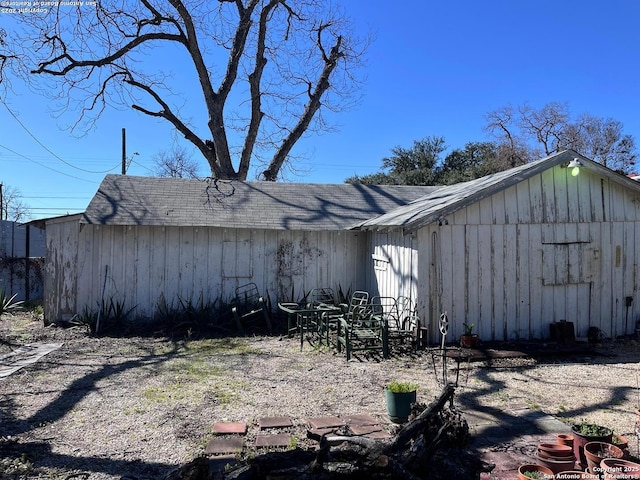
(350, 424, 383, 436)
(362, 430, 393, 440)
(259, 416, 293, 429)
(344, 414, 378, 426)
(308, 427, 337, 440)
(306, 416, 344, 430)
(205, 437, 244, 454)
(255, 433, 293, 448)
(212, 422, 247, 434)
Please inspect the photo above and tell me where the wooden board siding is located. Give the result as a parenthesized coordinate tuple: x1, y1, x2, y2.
(49, 224, 366, 322)
(44, 218, 80, 323)
(419, 165, 640, 342)
(367, 231, 418, 306)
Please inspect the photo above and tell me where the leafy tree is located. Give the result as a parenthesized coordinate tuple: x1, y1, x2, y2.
(438, 141, 502, 184)
(485, 102, 637, 174)
(0, 1, 367, 181)
(346, 136, 447, 185)
(347, 138, 507, 186)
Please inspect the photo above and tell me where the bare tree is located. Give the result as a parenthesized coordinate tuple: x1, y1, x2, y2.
(153, 144, 201, 178)
(485, 102, 637, 174)
(0, 184, 30, 222)
(1, 1, 367, 181)
(483, 105, 534, 168)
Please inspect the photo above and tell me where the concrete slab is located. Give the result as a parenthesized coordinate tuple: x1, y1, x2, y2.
(259, 416, 293, 429)
(255, 433, 293, 448)
(308, 427, 338, 439)
(343, 414, 378, 426)
(212, 422, 247, 434)
(349, 424, 383, 436)
(307, 416, 344, 430)
(205, 436, 244, 454)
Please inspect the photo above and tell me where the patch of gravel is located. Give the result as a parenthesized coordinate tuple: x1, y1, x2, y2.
(2, 311, 640, 478)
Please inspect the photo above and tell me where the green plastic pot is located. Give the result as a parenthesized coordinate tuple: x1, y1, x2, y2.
(385, 388, 417, 424)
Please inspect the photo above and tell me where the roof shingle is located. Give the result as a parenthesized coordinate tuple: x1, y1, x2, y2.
(81, 175, 438, 230)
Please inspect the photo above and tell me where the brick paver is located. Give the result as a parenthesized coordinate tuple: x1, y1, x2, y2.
(258, 416, 293, 429)
(205, 436, 244, 454)
(255, 433, 293, 448)
(212, 421, 248, 434)
(343, 414, 378, 426)
(306, 416, 345, 430)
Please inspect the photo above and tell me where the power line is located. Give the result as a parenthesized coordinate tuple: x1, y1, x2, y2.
(0, 144, 95, 183)
(1, 101, 121, 174)
(22, 196, 89, 199)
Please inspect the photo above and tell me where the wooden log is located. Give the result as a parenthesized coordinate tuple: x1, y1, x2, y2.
(201, 383, 483, 479)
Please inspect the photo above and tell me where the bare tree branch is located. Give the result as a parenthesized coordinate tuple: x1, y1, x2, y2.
(2, 0, 367, 181)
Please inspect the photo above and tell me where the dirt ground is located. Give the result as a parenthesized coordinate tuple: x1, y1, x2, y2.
(2, 309, 640, 479)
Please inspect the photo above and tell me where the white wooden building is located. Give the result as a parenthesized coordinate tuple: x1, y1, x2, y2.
(357, 150, 640, 342)
(45, 150, 640, 343)
(44, 179, 433, 323)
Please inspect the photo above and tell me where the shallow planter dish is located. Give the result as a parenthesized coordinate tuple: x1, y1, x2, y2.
(600, 458, 640, 480)
(557, 434, 575, 448)
(536, 453, 577, 474)
(539, 443, 574, 457)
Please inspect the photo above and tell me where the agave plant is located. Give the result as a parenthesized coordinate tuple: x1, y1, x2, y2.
(0, 290, 23, 316)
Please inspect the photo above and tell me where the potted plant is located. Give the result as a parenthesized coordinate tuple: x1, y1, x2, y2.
(571, 421, 613, 468)
(517, 464, 554, 479)
(460, 322, 479, 348)
(384, 381, 419, 424)
(612, 432, 629, 455)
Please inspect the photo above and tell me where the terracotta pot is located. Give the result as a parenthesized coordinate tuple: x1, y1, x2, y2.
(584, 441, 623, 474)
(557, 434, 575, 448)
(600, 458, 640, 480)
(611, 434, 629, 455)
(536, 453, 577, 475)
(460, 333, 479, 348)
(539, 443, 574, 457)
(571, 424, 613, 469)
(518, 463, 555, 480)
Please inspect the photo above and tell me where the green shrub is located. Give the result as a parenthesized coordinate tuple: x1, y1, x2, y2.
(0, 290, 23, 316)
(386, 380, 419, 393)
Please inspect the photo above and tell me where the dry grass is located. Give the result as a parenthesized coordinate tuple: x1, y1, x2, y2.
(2, 310, 640, 479)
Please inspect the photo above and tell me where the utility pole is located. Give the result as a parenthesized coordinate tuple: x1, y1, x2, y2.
(121, 128, 126, 175)
(0, 183, 3, 221)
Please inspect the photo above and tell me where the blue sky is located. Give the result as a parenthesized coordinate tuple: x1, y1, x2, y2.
(1, 0, 639, 220)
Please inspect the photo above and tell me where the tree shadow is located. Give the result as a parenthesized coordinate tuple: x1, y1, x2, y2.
(0, 345, 185, 477)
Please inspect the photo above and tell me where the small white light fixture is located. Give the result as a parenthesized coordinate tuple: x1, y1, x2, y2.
(567, 158, 583, 176)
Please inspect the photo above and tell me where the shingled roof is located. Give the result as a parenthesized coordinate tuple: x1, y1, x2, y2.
(81, 175, 439, 230)
(355, 150, 640, 233)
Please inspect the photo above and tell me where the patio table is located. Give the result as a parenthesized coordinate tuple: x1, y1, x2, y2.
(278, 302, 342, 350)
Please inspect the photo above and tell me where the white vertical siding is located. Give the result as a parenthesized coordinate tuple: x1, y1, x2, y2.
(367, 231, 418, 306)
(419, 165, 640, 342)
(47, 224, 367, 322)
(44, 218, 80, 322)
